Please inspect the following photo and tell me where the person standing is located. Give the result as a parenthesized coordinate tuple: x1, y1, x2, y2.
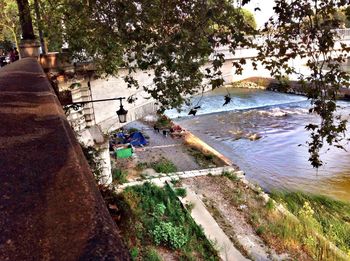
(14, 47, 19, 61)
(9, 49, 16, 63)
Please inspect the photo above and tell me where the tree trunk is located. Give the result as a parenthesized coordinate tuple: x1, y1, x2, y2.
(16, 0, 35, 40)
(33, 0, 46, 54)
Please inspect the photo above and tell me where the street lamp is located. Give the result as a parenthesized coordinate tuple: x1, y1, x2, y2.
(116, 99, 128, 123)
(64, 97, 128, 123)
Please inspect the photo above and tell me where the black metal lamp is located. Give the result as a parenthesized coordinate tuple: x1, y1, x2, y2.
(116, 99, 128, 123)
(64, 96, 128, 123)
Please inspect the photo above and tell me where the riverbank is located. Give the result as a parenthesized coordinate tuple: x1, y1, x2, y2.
(181, 174, 350, 260)
(96, 114, 350, 260)
(230, 76, 350, 100)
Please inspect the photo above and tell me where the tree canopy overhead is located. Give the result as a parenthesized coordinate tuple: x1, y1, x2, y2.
(0, 0, 20, 49)
(41, 0, 255, 109)
(14, 0, 350, 168)
(256, 0, 350, 167)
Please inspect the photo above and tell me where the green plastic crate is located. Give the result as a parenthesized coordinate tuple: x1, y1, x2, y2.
(115, 147, 133, 158)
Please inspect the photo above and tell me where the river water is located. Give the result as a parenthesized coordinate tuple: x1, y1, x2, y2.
(166, 88, 350, 202)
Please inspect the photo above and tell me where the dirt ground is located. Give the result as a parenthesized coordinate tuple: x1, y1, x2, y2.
(181, 175, 293, 261)
(111, 120, 202, 181)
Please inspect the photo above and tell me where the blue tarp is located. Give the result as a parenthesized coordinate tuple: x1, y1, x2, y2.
(112, 131, 148, 147)
(128, 132, 148, 147)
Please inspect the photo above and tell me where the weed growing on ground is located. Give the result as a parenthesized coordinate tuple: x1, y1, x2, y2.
(143, 247, 162, 261)
(222, 171, 240, 181)
(203, 175, 350, 260)
(136, 162, 149, 171)
(114, 182, 219, 260)
(170, 178, 180, 186)
(175, 188, 187, 198)
(187, 147, 217, 168)
(265, 198, 275, 211)
(271, 191, 350, 257)
(185, 202, 195, 212)
(112, 168, 128, 184)
(151, 158, 177, 173)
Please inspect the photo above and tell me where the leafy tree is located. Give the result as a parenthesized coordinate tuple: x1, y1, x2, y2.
(256, 0, 350, 167)
(39, 0, 255, 109)
(240, 8, 257, 30)
(14, 0, 350, 168)
(0, 0, 20, 49)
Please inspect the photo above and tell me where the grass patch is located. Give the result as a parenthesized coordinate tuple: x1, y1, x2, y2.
(143, 247, 162, 261)
(222, 171, 240, 181)
(187, 147, 217, 168)
(201, 175, 350, 260)
(151, 158, 177, 173)
(136, 162, 148, 171)
(113, 182, 219, 260)
(175, 187, 187, 198)
(271, 191, 350, 257)
(112, 168, 128, 184)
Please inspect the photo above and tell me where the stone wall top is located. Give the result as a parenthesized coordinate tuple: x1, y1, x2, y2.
(0, 58, 129, 260)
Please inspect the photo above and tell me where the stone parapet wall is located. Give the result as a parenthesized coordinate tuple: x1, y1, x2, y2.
(0, 58, 129, 260)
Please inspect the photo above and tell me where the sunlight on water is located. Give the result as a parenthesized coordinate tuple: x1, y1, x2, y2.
(175, 88, 350, 202)
(165, 88, 308, 118)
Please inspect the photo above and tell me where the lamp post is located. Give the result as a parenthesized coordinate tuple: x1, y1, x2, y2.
(116, 99, 128, 123)
(64, 97, 128, 123)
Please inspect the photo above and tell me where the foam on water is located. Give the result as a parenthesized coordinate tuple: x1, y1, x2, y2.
(175, 88, 350, 201)
(165, 89, 308, 118)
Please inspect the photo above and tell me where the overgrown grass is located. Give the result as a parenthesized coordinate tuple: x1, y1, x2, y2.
(206, 175, 350, 260)
(222, 171, 240, 181)
(114, 182, 219, 260)
(271, 191, 350, 257)
(151, 158, 177, 173)
(187, 147, 217, 168)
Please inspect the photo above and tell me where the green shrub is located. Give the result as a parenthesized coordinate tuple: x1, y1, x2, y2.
(154, 203, 166, 218)
(152, 159, 177, 173)
(112, 168, 128, 184)
(175, 188, 187, 198)
(152, 221, 188, 249)
(130, 247, 139, 260)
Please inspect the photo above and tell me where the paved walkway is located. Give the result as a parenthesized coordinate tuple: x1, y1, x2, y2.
(180, 188, 249, 261)
(116, 166, 241, 191)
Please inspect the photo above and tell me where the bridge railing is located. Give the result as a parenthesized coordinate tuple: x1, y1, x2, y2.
(335, 29, 350, 40)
